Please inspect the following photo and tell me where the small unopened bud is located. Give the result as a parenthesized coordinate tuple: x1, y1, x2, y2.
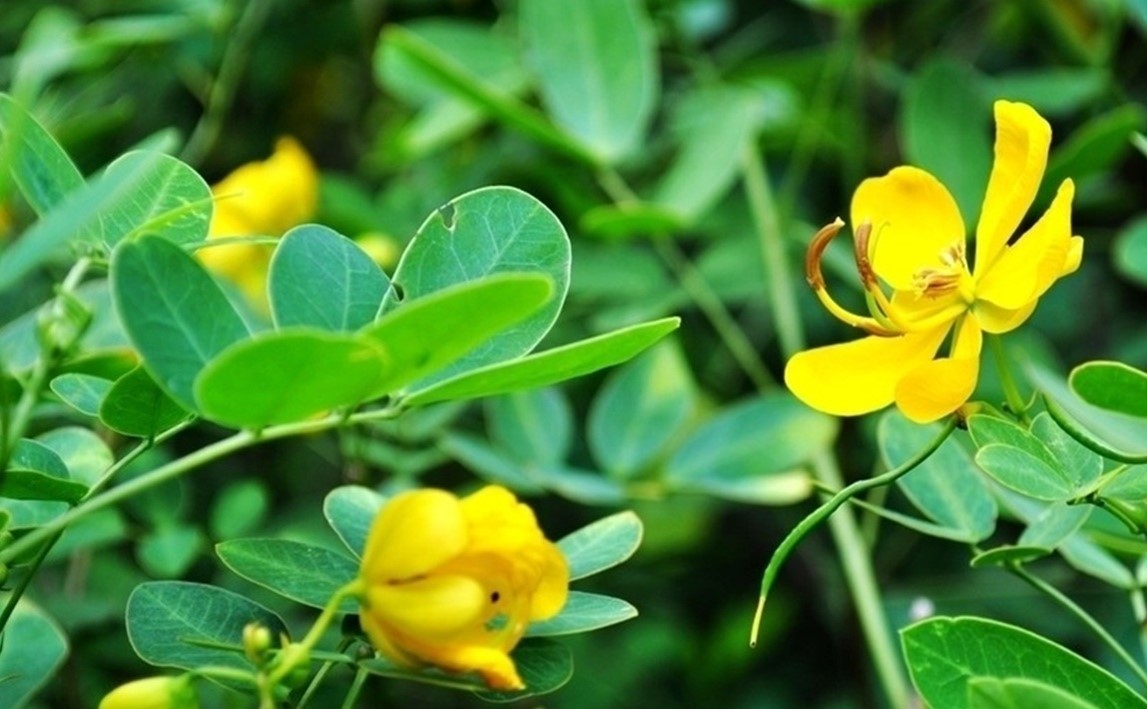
(98, 675, 197, 709)
(35, 292, 91, 356)
(275, 642, 312, 688)
(243, 622, 273, 665)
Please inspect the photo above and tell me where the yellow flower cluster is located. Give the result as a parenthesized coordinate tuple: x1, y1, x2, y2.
(786, 101, 1083, 422)
(357, 485, 569, 690)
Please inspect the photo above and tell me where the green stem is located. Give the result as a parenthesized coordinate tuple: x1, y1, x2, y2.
(1131, 587, 1147, 664)
(297, 638, 356, 709)
(1009, 563, 1147, 692)
(750, 419, 956, 645)
(0, 406, 401, 565)
(989, 334, 1030, 423)
(652, 239, 774, 392)
(265, 579, 366, 690)
(181, 0, 270, 166)
(0, 529, 54, 633)
(339, 667, 370, 709)
(741, 144, 802, 358)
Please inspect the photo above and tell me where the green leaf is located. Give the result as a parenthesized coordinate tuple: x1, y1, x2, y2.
(901, 616, 1147, 709)
(36, 426, 113, 486)
(578, 202, 684, 242)
(403, 317, 681, 407)
(525, 591, 637, 637)
(653, 85, 763, 221)
(557, 511, 643, 581)
(439, 431, 548, 493)
(111, 234, 250, 410)
(589, 342, 694, 480)
(1070, 361, 1147, 418)
(1019, 504, 1090, 550)
(520, 0, 658, 162)
(382, 187, 570, 385)
(2, 438, 86, 503)
(323, 485, 386, 558)
(969, 545, 1051, 568)
(986, 69, 1108, 118)
(379, 26, 597, 164)
(879, 411, 996, 542)
(1113, 216, 1147, 288)
(0, 151, 168, 290)
(98, 151, 212, 247)
(536, 465, 627, 505)
(0, 600, 68, 708)
(1101, 466, 1147, 503)
(0, 93, 83, 216)
(99, 365, 191, 437)
(487, 387, 572, 466)
(194, 329, 387, 428)
(1026, 363, 1147, 463)
(215, 539, 360, 611)
(472, 639, 573, 702)
(268, 224, 389, 332)
(49, 373, 112, 417)
(975, 445, 1075, 501)
(901, 59, 991, 224)
(966, 676, 1100, 709)
(968, 412, 1095, 500)
(125, 581, 287, 672)
(137, 524, 202, 578)
(1043, 105, 1147, 202)
(664, 393, 834, 504)
(361, 274, 554, 396)
(210, 480, 269, 540)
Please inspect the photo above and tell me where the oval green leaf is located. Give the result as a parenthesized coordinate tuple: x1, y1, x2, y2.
(525, 591, 637, 637)
(967, 676, 1100, 709)
(382, 186, 571, 385)
(2, 438, 86, 503)
(0, 600, 68, 708)
(975, 444, 1074, 502)
(111, 234, 250, 410)
(361, 273, 554, 396)
(99, 151, 212, 247)
(269, 224, 390, 332)
(215, 538, 360, 611)
(99, 365, 191, 437)
(49, 373, 112, 417)
(194, 329, 387, 428)
(403, 317, 680, 407)
(1026, 363, 1147, 462)
(1070, 361, 1147, 418)
(902, 616, 1147, 709)
(0, 93, 84, 217)
(126, 581, 288, 672)
(557, 511, 643, 581)
(487, 387, 572, 466)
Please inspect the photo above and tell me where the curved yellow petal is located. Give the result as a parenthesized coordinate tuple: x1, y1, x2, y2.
(365, 575, 486, 638)
(976, 179, 1075, 310)
(361, 489, 467, 582)
(430, 645, 523, 691)
(210, 137, 318, 237)
(888, 289, 966, 333)
(852, 166, 966, 292)
(1062, 235, 1084, 276)
(973, 101, 1051, 275)
(784, 327, 951, 417)
(894, 317, 983, 423)
(973, 299, 1037, 334)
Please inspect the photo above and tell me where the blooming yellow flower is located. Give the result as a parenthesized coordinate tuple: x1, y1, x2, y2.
(99, 676, 197, 709)
(785, 100, 1083, 423)
(358, 486, 568, 690)
(198, 137, 318, 304)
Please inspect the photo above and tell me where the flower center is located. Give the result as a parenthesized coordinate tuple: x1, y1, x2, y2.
(911, 243, 975, 303)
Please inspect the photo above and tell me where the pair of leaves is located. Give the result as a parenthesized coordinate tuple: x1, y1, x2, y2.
(51, 366, 190, 438)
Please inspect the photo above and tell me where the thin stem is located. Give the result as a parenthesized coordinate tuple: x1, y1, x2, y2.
(1131, 587, 1147, 663)
(652, 239, 774, 392)
(297, 638, 355, 709)
(265, 579, 366, 690)
(339, 667, 370, 709)
(989, 334, 1030, 424)
(181, 0, 270, 166)
(742, 144, 803, 357)
(750, 419, 956, 645)
(0, 529, 54, 632)
(0, 406, 402, 565)
(1009, 563, 1147, 692)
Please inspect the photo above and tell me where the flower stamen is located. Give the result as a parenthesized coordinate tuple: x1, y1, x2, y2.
(805, 219, 901, 337)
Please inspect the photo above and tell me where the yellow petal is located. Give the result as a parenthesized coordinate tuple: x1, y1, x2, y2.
(784, 327, 951, 417)
(852, 166, 966, 292)
(888, 289, 967, 333)
(529, 542, 570, 621)
(361, 489, 467, 582)
(209, 136, 318, 237)
(365, 575, 486, 638)
(976, 179, 1075, 310)
(430, 645, 524, 691)
(894, 317, 983, 423)
(1062, 235, 1084, 275)
(973, 300, 1037, 335)
(973, 101, 1051, 275)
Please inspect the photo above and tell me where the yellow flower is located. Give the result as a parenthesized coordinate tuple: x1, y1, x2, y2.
(198, 137, 318, 304)
(99, 676, 197, 709)
(358, 486, 569, 691)
(785, 100, 1083, 423)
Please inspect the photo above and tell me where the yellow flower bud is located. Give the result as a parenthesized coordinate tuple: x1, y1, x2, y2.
(358, 486, 569, 691)
(98, 675, 197, 709)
